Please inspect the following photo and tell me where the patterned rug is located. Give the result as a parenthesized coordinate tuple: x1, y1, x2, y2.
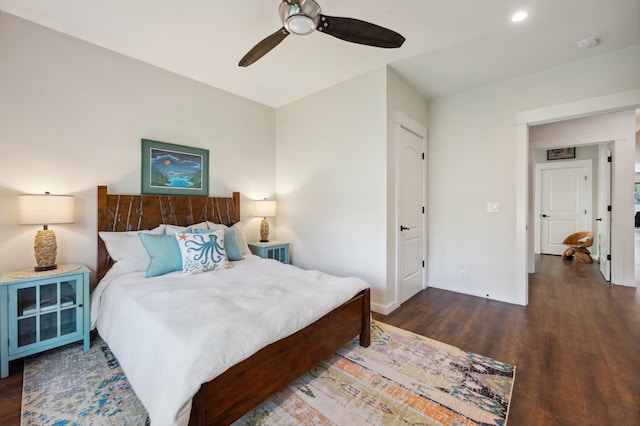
(22, 321, 515, 425)
(21, 340, 149, 426)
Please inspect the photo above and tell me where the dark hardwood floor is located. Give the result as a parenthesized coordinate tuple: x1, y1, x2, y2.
(374, 255, 640, 425)
(0, 360, 22, 425)
(1, 255, 638, 425)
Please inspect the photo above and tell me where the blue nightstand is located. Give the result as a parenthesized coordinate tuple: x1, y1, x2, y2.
(248, 241, 290, 264)
(0, 265, 90, 378)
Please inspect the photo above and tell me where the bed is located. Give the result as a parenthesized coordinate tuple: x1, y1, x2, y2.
(93, 185, 371, 425)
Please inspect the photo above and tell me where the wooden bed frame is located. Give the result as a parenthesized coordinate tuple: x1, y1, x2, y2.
(96, 185, 371, 425)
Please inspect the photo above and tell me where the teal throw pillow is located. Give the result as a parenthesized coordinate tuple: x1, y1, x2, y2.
(138, 233, 182, 277)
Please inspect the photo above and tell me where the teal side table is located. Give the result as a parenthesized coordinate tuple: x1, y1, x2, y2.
(248, 241, 290, 264)
(0, 264, 90, 378)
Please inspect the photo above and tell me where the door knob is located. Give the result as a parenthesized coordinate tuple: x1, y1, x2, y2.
(596, 218, 603, 221)
(400, 225, 410, 231)
(541, 214, 549, 218)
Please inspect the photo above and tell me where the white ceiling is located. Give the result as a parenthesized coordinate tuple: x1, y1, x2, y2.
(0, 0, 639, 108)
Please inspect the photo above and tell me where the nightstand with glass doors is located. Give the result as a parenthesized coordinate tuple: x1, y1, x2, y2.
(248, 241, 290, 264)
(0, 264, 90, 378)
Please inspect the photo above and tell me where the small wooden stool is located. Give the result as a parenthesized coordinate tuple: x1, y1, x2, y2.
(561, 231, 594, 263)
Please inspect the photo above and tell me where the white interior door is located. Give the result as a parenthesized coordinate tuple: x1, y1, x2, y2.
(538, 161, 592, 255)
(597, 144, 611, 280)
(396, 118, 425, 304)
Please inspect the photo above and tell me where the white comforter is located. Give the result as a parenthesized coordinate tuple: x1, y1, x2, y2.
(90, 254, 369, 426)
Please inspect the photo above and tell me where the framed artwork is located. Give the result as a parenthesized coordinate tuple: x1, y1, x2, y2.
(547, 147, 575, 160)
(141, 139, 209, 196)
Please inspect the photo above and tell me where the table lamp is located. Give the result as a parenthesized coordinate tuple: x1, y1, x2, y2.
(18, 192, 75, 271)
(254, 199, 277, 242)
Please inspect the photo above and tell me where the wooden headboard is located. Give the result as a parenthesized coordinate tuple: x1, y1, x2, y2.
(97, 185, 240, 282)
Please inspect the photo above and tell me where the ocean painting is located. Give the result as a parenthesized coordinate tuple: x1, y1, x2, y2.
(150, 148, 202, 189)
(142, 139, 209, 196)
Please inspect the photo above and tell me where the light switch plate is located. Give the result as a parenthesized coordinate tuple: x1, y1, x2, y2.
(487, 202, 499, 213)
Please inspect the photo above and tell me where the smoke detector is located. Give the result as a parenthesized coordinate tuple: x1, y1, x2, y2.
(576, 37, 599, 50)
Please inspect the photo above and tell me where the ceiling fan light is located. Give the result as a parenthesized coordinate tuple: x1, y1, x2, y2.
(286, 15, 315, 35)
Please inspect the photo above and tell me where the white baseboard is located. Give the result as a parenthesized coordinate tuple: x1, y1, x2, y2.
(371, 300, 399, 315)
(427, 281, 520, 305)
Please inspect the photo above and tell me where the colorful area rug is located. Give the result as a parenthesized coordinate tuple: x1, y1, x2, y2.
(21, 340, 149, 425)
(22, 321, 515, 425)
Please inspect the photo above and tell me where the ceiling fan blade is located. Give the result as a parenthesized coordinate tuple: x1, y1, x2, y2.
(317, 15, 405, 48)
(239, 27, 290, 67)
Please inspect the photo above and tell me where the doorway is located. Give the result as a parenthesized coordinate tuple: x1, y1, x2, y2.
(395, 112, 426, 305)
(515, 90, 640, 305)
(597, 143, 612, 281)
(535, 160, 592, 256)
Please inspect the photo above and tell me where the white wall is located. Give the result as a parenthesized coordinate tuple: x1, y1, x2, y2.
(530, 111, 636, 147)
(428, 45, 640, 304)
(384, 68, 428, 312)
(275, 68, 388, 304)
(274, 67, 427, 312)
(0, 13, 276, 281)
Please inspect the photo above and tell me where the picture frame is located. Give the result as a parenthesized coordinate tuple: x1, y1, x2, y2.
(141, 139, 209, 196)
(547, 147, 575, 161)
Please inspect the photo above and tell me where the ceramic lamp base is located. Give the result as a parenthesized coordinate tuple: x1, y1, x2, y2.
(34, 229, 58, 271)
(260, 218, 270, 242)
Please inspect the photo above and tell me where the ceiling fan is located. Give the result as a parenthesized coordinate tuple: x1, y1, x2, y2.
(239, 0, 405, 67)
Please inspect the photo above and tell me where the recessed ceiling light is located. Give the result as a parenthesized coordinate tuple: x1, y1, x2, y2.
(511, 11, 528, 23)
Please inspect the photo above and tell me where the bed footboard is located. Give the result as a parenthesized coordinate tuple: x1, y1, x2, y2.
(189, 287, 371, 425)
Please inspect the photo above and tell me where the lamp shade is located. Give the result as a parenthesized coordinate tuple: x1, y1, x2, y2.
(254, 200, 277, 217)
(18, 193, 75, 225)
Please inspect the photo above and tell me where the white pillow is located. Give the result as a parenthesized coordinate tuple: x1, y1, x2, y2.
(231, 221, 251, 255)
(99, 225, 165, 276)
(164, 221, 226, 235)
(206, 221, 227, 231)
(164, 224, 188, 235)
(176, 229, 229, 274)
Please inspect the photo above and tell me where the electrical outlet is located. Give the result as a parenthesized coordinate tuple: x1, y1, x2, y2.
(459, 269, 466, 279)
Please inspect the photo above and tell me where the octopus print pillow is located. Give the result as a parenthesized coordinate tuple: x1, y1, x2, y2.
(175, 229, 229, 274)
